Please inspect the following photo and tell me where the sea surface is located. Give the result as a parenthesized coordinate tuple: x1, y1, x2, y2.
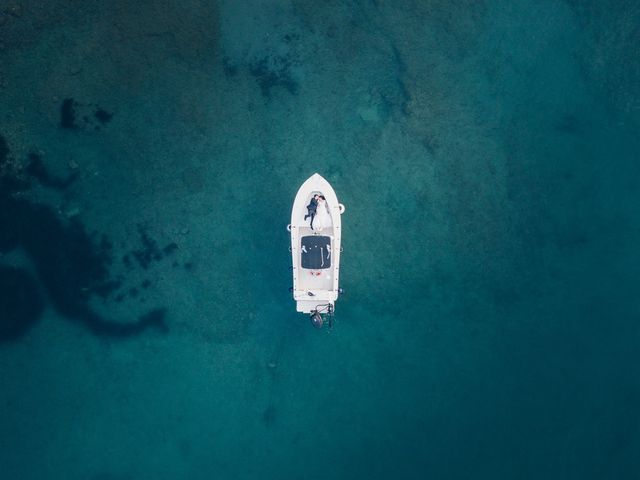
(0, 1, 639, 479)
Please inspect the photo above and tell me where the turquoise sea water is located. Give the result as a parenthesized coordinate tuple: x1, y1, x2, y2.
(1, 1, 639, 478)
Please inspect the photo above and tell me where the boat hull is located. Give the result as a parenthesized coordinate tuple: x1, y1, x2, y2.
(290, 173, 343, 313)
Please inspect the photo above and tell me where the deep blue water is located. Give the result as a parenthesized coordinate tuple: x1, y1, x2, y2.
(0, 1, 639, 479)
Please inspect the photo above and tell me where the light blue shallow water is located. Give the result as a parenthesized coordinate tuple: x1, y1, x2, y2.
(0, 1, 639, 479)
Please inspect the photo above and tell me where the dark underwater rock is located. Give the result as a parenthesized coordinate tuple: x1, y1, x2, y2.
(60, 98, 78, 129)
(0, 134, 9, 165)
(94, 108, 113, 125)
(249, 55, 298, 98)
(0, 266, 44, 342)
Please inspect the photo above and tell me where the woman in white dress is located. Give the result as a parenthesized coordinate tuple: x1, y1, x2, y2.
(313, 195, 332, 230)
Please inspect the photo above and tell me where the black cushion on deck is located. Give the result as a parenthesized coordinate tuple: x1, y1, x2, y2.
(301, 235, 331, 269)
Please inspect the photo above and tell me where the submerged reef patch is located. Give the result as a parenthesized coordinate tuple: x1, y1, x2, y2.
(0, 267, 44, 342)
(128, 225, 179, 270)
(94, 108, 113, 125)
(60, 98, 78, 129)
(0, 134, 167, 341)
(223, 31, 301, 99)
(26, 152, 77, 190)
(0, 134, 9, 164)
(0, 134, 30, 193)
(249, 54, 298, 98)
(59, 98, 115, 131)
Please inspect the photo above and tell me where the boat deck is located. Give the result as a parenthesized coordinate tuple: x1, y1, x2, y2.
(293, 226, 335, 293)
(290, 174, 342, 313)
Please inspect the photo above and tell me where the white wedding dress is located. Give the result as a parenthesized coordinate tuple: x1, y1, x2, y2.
(313, 198, 332, 230)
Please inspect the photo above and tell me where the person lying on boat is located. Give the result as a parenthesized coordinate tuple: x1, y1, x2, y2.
(313, 195, 329, 230)
(304, 194, 319, 227)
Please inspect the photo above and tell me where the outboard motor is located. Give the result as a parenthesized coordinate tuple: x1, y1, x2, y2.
(310, 310, 323, 328)
(310, 304, 334, 329)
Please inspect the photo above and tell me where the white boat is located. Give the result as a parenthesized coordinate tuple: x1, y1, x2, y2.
(289, 173, 345, 327)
